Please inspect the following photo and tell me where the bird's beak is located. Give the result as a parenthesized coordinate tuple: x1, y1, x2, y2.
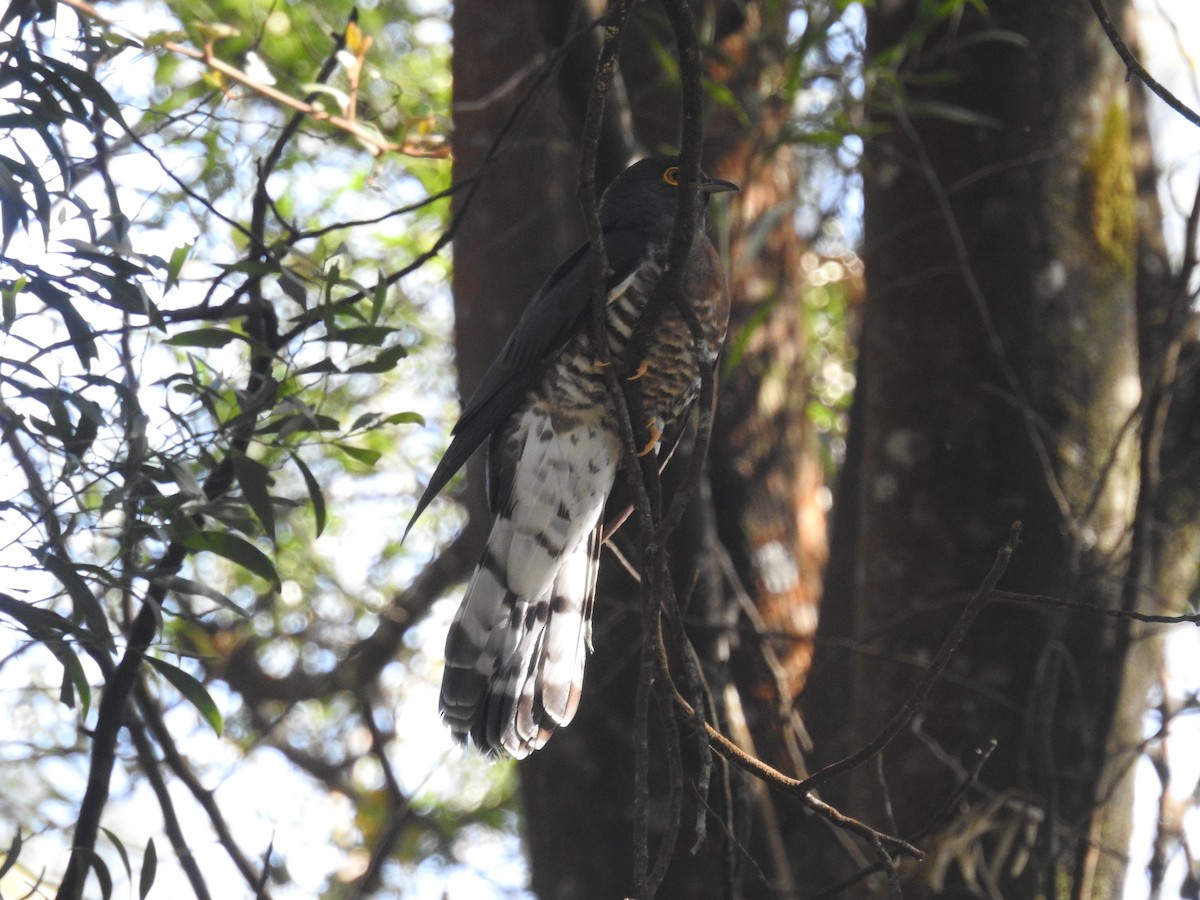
(702, 177, 739, 195)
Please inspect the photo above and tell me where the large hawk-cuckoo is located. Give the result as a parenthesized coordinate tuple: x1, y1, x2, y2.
(408, 156, 736, 757)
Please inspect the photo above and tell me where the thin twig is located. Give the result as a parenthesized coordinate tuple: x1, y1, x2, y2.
(125, 711, 214, 900)
(908, 738, 998, 843)
(59, 0, 446, 157)
(797, 522, 1022, 795)
(279, 10, 608, 346)
(987, 588, 1200, 625)
(133, 683, 270, 895)
(346, 691, 411, 899)
(681, 699, 924, 862)
(1085, 0, 1200, 129)
(161, 40, 448, 158)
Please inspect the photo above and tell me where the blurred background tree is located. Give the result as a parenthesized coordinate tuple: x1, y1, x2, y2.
(1, 0, 1198, 898)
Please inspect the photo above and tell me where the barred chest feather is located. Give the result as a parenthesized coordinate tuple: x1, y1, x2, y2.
(506, 238, 729, 452)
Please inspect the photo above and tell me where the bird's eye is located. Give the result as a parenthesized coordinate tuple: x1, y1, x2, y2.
(662, 166, 680, 186)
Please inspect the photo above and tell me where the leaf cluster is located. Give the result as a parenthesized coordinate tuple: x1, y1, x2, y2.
(0, 2, 485, 896)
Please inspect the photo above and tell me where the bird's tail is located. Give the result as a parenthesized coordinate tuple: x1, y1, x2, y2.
(440, 405, 627, 758)
(440, 515, 602, 758)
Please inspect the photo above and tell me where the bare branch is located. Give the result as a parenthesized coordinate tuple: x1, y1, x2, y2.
(988, 589, 1200, 625)
(133, 684, 271, 895)
(798, 523, 1022, 795)
(346, 691, 411, 899)
(125, 711, 214, 900)
(1086, 0, 1200, 129)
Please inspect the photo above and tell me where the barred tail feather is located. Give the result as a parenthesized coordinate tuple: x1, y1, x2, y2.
(439, 519, 518, 742)
(439, 415, 617, 757)
(536, 527, 599, 725)
(440, 520, 603, 758)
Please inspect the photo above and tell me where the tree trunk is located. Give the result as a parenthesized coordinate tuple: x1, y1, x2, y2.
(450, 0, 1180, 896)
(803, 1, 1160, 895)
(451, 2, 823, 896)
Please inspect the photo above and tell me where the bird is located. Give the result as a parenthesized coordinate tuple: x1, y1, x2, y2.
(407, 155, 737, 758)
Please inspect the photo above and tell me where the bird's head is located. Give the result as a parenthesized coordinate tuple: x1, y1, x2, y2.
(598, 155, 738, 229)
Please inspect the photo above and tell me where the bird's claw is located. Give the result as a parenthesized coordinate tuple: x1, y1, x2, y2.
(635, 420, 661, 458)
(593, 358, 612, 368)
(627, 360, 649, 381)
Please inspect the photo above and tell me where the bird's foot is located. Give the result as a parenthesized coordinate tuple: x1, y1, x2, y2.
(635, 420, 661, 457)
(626, 360, 649, 381)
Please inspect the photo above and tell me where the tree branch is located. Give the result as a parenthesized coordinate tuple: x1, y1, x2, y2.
(124, 710, 214, 900)
(683, 698, 924, 863)
(796, 523, 1021, 795)
(133, 684, 271, 896)
(1085, 0, 1200, 129)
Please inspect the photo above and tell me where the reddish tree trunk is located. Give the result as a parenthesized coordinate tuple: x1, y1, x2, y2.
(451, 2, 823, 896)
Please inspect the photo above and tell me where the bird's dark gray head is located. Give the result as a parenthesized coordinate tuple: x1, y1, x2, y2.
(598, 155, 738, 230)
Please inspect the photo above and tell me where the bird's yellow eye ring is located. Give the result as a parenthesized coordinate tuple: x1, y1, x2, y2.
(662, 166, 680, 186)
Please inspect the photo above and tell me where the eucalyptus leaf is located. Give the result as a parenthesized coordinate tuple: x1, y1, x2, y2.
(138, 839, 157, 900)
(145, 655, 224, 735)
(231, 450, 277, 541)
(179, 530, 281, 591)
(290, 451, 327, 537)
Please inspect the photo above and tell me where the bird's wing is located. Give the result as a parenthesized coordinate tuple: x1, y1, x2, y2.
(404, 225, 649, 537)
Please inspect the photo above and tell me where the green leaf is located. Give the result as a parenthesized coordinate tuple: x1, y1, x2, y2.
(37, 551, 112, 648)
(46, 639, 91, 713)
(231, 450, 276, 541)
(346, 343, 408, 374)
(145, 656, 223, 735)
(74, 848, 113, 900)
(148, 574, 248, 616)
(42, 56, 129, 127)
(292, 358, 341, 376)
(905, 99, 1002, 130)
(99, 278, 158, 319)
(290, 452, 327, 537)
(179, 531, 281, 590)
(337, 444, 381, 467)
(278, 267, 308, 308)
(299, 82, 351, 110)
(369, 273, 388, 324)
(0, 590, 85, 638)
(224, 256, 278, 277)
(162, 458, 204, 501)
(953, 28, 1030, 50)
(139, 839, 157, 900)
(258, 411, 341, 435)
(384, 411, 425, 427)
(0, 161, 32, 252)
(0, 829, 22, 879)
(703, 80, 748, 124)
(165, 242, 192, 292)
(166, 328, 241, 348)
(101, 828, 131, 884)
(28, 276, 95, 368)
(2, 276, 23, 327)
(324, 325, 394, 346)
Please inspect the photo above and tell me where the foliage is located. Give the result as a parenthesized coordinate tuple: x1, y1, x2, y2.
(0, 0, 876, 894)
(0, 0, 515, 896)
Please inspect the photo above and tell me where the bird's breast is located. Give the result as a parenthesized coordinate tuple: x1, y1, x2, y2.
(499, 242, 729, 473)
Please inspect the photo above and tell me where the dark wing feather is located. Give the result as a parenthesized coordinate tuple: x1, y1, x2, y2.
(403, 225, 651, 537)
